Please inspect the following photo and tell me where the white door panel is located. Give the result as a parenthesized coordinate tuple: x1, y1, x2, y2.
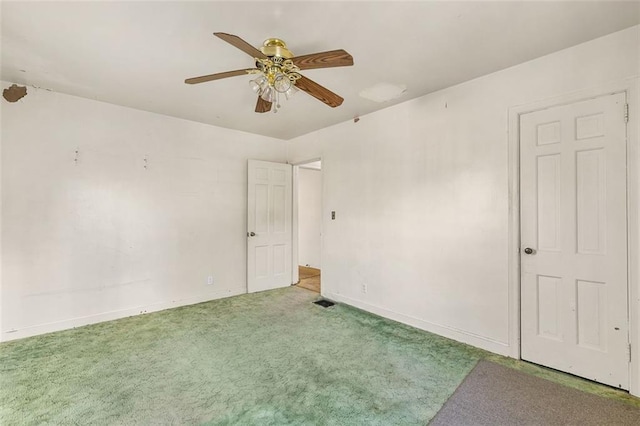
(247, 160, 292, 293)
(520, 93, 628, 389)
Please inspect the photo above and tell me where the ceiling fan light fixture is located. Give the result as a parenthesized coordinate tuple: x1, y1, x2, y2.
(284, 84, 299, 100)
(250, 42, 304, 112)
(185, 33, 352, 113)
(273, 73, 292, 93)
(249, 76, 267, 94)
(260, 86, 275, 103)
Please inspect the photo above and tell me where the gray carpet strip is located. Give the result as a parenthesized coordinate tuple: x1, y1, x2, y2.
(429, 360, 640, 425)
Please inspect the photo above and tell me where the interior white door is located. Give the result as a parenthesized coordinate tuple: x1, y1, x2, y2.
(520, 93, 629, 389)
(247, 160, 292, 293)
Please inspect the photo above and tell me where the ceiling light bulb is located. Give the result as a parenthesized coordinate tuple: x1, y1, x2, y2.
(250, 75, 269, 94)
(284, 84, 299, 100)
(273, 74, 292, 93)
(249, 79, 262, 94)
(260, 86, 275, 103)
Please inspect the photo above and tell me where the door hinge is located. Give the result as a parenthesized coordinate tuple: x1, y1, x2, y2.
(629, 343, 632, 363)
(624, 103, 629, 123)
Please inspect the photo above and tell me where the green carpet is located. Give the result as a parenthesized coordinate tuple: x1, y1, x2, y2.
(0, 287, 636, 424)
(0, 288, 482, 424)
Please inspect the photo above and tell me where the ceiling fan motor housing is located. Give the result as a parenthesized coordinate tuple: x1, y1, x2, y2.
(260, 38, 294, 58)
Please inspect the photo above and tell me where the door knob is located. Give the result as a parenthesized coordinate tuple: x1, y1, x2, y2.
(524, 247, 535, 255)
(247, 231, 256, 237)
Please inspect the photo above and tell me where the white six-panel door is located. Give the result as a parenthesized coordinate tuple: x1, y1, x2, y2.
(520, 93, 629, 389)
(247, 160, 292, 293)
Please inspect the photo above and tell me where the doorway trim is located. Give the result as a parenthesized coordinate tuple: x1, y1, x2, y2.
(507, 78, 639, 396)
(291, 157, 323, 288)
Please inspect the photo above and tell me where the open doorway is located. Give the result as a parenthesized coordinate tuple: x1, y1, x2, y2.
(294, 160, 322, 293)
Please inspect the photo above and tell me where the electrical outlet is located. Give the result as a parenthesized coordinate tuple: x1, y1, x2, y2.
(207, 275, 214, 285)
(361, 283, 367, 294)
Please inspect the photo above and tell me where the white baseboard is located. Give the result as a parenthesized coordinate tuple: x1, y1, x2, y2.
(324, 291, 512, 357)
(3, 286, 512, 358)
(1, 286, 246, 342)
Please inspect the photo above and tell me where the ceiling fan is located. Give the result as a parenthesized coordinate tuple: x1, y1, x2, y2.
(185, 33, 354, 113)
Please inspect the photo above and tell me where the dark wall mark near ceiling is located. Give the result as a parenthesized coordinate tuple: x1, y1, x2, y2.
(3, 84, 27, 103)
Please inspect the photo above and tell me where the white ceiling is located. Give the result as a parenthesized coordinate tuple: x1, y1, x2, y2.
(2, 1, 639, 140)
(299, 160, 322, 170)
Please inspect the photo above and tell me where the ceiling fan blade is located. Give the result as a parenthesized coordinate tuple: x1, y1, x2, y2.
(185, 69, 257, 84)
(255, 97, 272, 113)
(214, 32, 267, 59)
(291, 49, 354, 70)
(295, 75, 344, 108)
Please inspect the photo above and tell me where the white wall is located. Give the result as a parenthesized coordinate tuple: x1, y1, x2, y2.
(287, 26, 640, 359)
(0, 84, 287, 341)
(298, 167, 322, 269)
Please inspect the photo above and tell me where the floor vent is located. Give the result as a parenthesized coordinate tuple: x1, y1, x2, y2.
(313, 299, 335, 308)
